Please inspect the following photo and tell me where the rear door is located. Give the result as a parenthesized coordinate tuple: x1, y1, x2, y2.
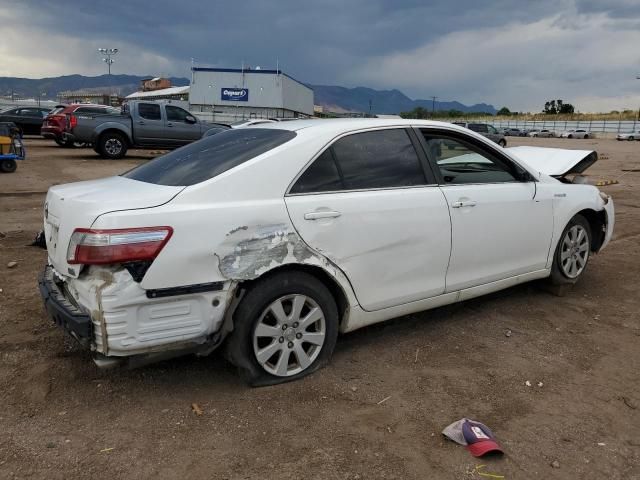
(285, 128, 452, 311)
(417, 128, 553, 291)
(164, 105, 202, 145)
(134, 103, 166, 145)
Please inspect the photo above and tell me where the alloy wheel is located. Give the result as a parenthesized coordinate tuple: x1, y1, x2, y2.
(105, 138, 122, 156)
(560, 225, 589, 279)
(252, 294, 326, 377)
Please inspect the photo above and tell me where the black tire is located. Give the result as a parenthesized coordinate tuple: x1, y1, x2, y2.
(226, 271, 339, 386)
(549, 214, 591, 286)
(628, 137, 634, 141)
(498, 139, 507, 148)
(0, 158, 17, 173)
(568, 135, 573, 139)
(97, 132, 128, 159)
(54, 137, 65, 146)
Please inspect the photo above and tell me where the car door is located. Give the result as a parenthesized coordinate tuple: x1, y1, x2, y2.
(134, 103, 166, 145)
(165, 105, 201, 146)
(285, 128, 452, 311)
(417, 128, 554, 292)
(18, 108, 46, 134)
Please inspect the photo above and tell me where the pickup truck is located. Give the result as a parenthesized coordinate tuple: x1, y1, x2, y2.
(63, 100, 227, 159)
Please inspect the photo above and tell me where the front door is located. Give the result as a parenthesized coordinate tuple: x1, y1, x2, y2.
(418, 128, 554, 292)
(165, 106, 202, 146)
(285, 128, 452, 311)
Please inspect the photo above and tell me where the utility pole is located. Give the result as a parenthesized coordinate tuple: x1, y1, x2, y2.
(431, 96, 438, 117)
(369, 99, 372, 117)
(637, 75, 640, 121)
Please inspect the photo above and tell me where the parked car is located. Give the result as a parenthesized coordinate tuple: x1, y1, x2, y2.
(453, 122, 506, 146)
(0, 106, 52, 135)
(39, 119, 615, 385)
(42, 104, 119, 147)
(503, 128, 525, 137)
(528, 129, 556, 138)
(560, 129, 591, 139)
(616, 131, 640, 141)
(64, 100, 223, 158)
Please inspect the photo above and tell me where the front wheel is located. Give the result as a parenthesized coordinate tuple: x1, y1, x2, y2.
(226, 271, 339, 386)
(549, 215, 591, 285)
(0, 158, 17, 173)
(97, 132, 128, 159)
(629, 137, 635, 141)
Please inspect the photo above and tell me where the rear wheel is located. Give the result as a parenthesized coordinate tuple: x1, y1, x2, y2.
(226, 271, 339, 386)
(629, 137, 635, 141)
(54, 137, 65, 146)
(549, 214, 591, 285)
(98, 132, 128, 159)
(0, 158, 17, 173)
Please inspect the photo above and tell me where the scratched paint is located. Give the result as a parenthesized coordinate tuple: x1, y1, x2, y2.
(217, 224, 316, 280)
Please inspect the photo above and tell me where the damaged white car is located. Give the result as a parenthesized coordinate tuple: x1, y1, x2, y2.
(39, 120, 614, 385)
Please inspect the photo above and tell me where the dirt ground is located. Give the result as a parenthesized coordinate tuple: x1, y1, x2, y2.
(0, 136, 638, 480)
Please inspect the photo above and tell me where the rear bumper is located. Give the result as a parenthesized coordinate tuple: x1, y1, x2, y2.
(38, 265, 92, 347)
(41, 127, 62, 139)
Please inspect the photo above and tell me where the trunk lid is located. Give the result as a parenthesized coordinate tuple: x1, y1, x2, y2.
(44, 176, 183, 278)
(506, 146, 597, 177)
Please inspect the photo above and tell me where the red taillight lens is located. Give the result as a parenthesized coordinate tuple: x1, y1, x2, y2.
(67, 227, 173, 265)
(67, 114, 77, 130)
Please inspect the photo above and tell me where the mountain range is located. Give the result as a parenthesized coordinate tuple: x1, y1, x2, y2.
(0, 74, 496, 114)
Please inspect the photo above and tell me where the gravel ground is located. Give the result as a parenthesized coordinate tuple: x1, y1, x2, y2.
(0, 136, 638, 480)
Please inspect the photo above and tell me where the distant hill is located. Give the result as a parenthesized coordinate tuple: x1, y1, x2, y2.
(0, 74, 190, 99)
(0, 74, 496, 114)
(310, 85, 496, 115)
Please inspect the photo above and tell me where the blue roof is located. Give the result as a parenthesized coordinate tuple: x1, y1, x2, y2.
(191, 67, 312, 91)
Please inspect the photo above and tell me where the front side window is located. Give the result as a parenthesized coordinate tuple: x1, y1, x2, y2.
(138, 103, 161, 120)
(421, 131, 519, 184)
(124, 128, 296, 186)
(166, 106, 191, 122)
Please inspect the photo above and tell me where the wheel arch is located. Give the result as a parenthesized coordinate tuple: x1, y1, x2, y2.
(96, 128, 132, 147)
(575, 208, 607, 252)
(237, 263, 352, 331)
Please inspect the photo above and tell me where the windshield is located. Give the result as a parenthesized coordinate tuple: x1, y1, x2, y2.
(124, 128, 296, 186)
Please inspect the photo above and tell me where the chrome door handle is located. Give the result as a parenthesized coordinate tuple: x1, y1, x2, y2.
(138, 121, 145, 125)
(167, 122, 173, 127)
(304, 211, 341, 220)
(451, 200, 477, 208)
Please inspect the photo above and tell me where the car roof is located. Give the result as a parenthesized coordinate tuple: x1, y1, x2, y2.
(253, 118, 478, 136)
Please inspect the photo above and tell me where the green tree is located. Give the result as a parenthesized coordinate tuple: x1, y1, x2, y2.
(497, 107, 511, 116)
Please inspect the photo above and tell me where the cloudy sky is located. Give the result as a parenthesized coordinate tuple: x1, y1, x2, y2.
(1, 0, 640, 112)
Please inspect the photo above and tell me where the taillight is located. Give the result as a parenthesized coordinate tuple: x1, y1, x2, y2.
(67, 114, 77, 130)
(67, 227, 173, 265)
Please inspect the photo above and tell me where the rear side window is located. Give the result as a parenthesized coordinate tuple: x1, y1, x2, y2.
(468, 124, 488, 133)
(124, 128, 296, 186)
(138, 103, 161, 120)
(332, 129, 425, 190)
(290, 149, 343, 194)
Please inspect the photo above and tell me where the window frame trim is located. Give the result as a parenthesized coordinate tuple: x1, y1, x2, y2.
(285, 126, 438, 197)
(412, 126, 535, 186)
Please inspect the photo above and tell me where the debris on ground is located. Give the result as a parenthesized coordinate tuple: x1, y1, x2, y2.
(7, 261, 17, 268)
(504, 329, 512, 338)
(467, 464, 505, 479)
(551, 460, 560, 468)
(377, 396, 391, 405)
(100, 447, 115, 453)
(537, 382, 544, 387)
(191, 403, 203, 416)
(619, 396, 638, 410)
(525, 380, 532, 387)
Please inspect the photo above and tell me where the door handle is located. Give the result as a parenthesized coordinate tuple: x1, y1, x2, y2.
(167, 122, 173, 127)
(138, 121, 145, 125)
(304, 211, 341, 220)
(451, 200, 477, 208)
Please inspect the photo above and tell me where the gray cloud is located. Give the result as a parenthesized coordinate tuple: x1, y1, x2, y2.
(2, 0, 640, 111)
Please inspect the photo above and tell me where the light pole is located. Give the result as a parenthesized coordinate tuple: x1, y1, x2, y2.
(637, 75, 640, 121)
(98, 48, 118, 75)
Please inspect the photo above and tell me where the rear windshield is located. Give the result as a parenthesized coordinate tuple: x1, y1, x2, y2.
(123, 128, 296, 186)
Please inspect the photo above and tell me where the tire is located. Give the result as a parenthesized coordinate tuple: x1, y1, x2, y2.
(97, 132, 128, 159)
(0, 158, 17, 173)
(549, 214, 591, 286)
(226, 271, 339, 386)
(54, 137, 65, 146)
(568, 135, 573, 139)
(628, 137, 634, 141)
(498, 139, 506, 148)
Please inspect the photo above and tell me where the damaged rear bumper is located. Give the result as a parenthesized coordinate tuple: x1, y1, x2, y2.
(38, 265, 92, 347)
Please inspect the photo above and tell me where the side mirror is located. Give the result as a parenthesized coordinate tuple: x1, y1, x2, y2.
(185, 115, 196, 124)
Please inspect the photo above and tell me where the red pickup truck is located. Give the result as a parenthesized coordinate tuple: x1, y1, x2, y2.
(42, 104, 119, 147)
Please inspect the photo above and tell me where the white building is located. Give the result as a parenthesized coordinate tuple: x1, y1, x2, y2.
(190, 67, 313, 123)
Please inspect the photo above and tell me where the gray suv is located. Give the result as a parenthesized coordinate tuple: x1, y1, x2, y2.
(453, 122, 507, 147)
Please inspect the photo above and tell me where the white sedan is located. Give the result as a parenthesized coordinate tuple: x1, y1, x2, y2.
(39, 119, 614, 385)
(617, 131, 640, 141)
(528, 129, 556, 138)
(560, 129, 591, 139)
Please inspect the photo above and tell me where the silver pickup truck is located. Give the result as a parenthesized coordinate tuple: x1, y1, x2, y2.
(64, 100, 228, 159)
